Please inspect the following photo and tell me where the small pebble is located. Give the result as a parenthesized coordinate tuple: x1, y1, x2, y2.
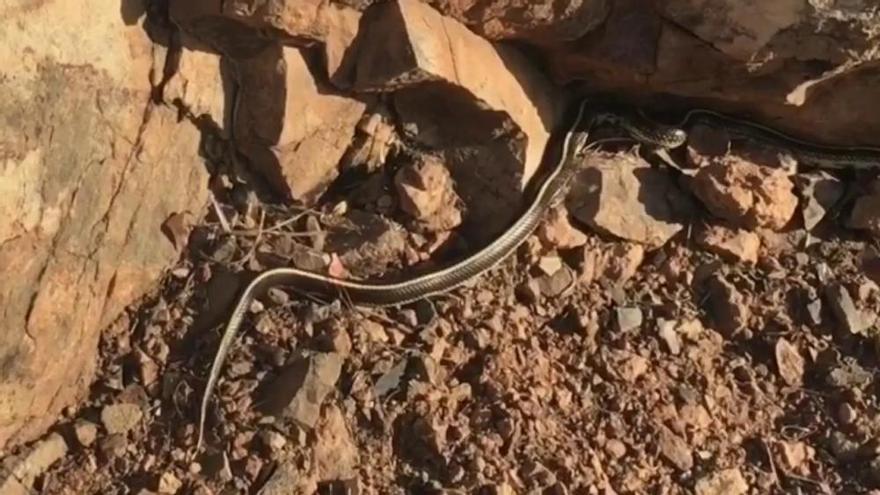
(74, 420, 98, 447)
(616, 306, 643, 332)
(838, 402, 858, 425)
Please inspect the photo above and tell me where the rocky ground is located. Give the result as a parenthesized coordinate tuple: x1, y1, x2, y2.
(5, 113, 880, 495)
(5, 1, 880, 495)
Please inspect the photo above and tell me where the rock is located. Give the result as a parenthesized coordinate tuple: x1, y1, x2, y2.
(775, 338, 804, 387)
(544, 1, 880, 147)
(618, 354, 649, 383)
(657, 319, 682, 355)
(598, 243, 645, 285)
(605, 439, 627, 459)
(343, 108, 399, 172)
(516, 278, 543, 304)
(358, 319, 388, 343)
(520, 460, 558, 490)
(616, 307, 643, 332)
(569, 155, 685, 248)
(411, 354, 442, 385)
(99, 434, 128, 459)
(233, 46, 368, 204)
(694, 468, 749, 495)
(806, 298, 823, 326)
(101, 403, 144, 435)
(537, 206, 588, 249)
(432, 0, 609, 43)
(838, 402, 858, 426)
(776, 441, 813, 472)
(705, 275, 750, 335)
(374, 359, 409, 397)
(159, 37, 227, 128)
(260, 352, 343, 429)
(322, 325, 353, 356)
(690, 160, 797, 230)
(0, 0, 211, 450)
(157, 471, 183, 494)
(869, 457, 880, 485)
(537, 266, 575, 298)
(171, 0, 363, 84)
(134, 347, 160, 387)
(73, 420, 98, 448)
(537, 256, 564, 276)
(848, 190, 880, 238)
(695, 224, 761, 264)
(354, 0, 561, 185)
(827, 361, 873, 389)
(259, 430, 287, 453)
(825, 283, 877, 335)
(0, 433, 68, 493)
(326, 210, 408, 278)
(259, 460, 318, 495)
(658, 425, 694, 471)
(828, 431, 861, 462)
(395, 156, 462, 233)
(795, 172, 844, 231)
(313, 405, 360, 482)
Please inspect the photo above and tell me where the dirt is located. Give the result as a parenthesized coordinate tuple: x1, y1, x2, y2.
(13, 139, 880, 495)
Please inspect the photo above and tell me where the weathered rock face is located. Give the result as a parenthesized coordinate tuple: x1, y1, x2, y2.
(542, 0, 880, 146)
(428, 0, 610, 43)
(0, 1, 212, 450)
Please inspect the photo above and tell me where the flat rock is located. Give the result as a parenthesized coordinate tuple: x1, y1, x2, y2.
(616, 307, 643, 332)
(706, 275, 750, 335)
(569, 155, 685, 248)
(313, 405, 360, 482)
(233, 45, 368, 204)
(101, 403, 144, 435)
(694, 468, 749, 495)
(825, 283, 877, 335)
(690, 159, 797, 230)
(0, 433, 68, 493)
(775, 338, 804, 387)
(795, 172, 844, 231)
(696, 224, 761, 264)
(259, 352, 343, 429)
(658, 424, 694, 471)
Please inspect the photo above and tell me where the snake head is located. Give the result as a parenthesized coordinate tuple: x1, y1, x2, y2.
(667, 128, 688, 148)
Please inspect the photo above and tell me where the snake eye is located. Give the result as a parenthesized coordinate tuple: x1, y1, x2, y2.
(671, 129, 688, 147)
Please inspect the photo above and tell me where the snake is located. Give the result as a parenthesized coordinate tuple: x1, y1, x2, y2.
(195, 98, 880, 454)
(194, 99, 595, 453)
(596, 106, 880, 170)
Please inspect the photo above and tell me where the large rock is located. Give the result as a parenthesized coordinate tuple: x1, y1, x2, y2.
(545, 1, 880, 146)
(0, 1, 211, 450)
(232, 45, 368, 204)
(353, 0, 562, 184)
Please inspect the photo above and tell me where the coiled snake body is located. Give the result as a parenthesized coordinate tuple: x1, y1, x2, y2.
(195, 99, 880, 454)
